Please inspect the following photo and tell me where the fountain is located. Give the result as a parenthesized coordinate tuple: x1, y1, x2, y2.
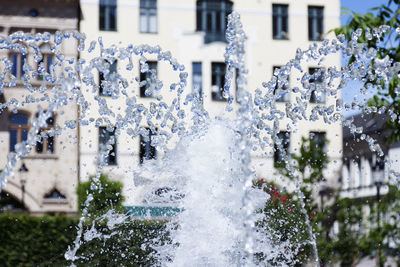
(1, 11, 400, 266)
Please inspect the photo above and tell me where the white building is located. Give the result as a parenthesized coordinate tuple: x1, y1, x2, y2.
(0, 0, 80, 215)
(340, 113, 400, 267)
(78, 0, 343, 207)
(340, 113, 400, 198)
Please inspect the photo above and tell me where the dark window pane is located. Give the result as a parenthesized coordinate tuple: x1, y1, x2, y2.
(47, 136, 54, 153)
(308, 6, 323, 41)
(140, 0, 157, 33)
(272, 16, 278, 37)
(140, 61, 157, 97)
(36, 133, 44, 153)
(100, 0, 117, 31)
(309, 68, 326, 103)
(21, 129, 28, 142)
(272, 4, 288, 40)
(99, 127, 117, 165)
(273, 66, 290, 102)
(10, 114, 29, 125)
(9, 129, 17, 152)
(274, 131, 290, 166)
(99, 72, 105, 95)
(99, 6, 106, 30)
(139, 128, 156, 164)
(211, 62, 227, 101)
(197, 0, 233, 43)
(109, 7, 117, 30)
(192, 62, 202, 98)
(20, 54, 26, 77)
(11, 54, 18, 77)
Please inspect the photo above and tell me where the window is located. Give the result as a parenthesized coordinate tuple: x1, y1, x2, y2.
(99, 127, 117, 165)
(196, 0, 233, 43)
(139, 61, 157, 97)
(372, 155, 385, 171)
(140, 128, 156, 164)
(99, 0, 117, 31)
(140, 0, 157, 33)
(192, 62, 202, 100)
(272, 4, 288, 40)
(274, 131, 290, 166)
(211, 62, 227, 101)
(36, 114, 55, 154)
(44, 188, 67, 203)
(9, 113, 29, 152)
(37, 43, 53, 81)
(10, 53, 27, 79)
(310, 131, 326, 157)
(309, 68, 326, 103)
(308, 6, 323, 41)
(273, 66, 290, 102)
(99, 60, 117, 96)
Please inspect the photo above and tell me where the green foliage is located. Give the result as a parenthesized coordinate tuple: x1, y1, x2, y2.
(74, 219, 168, 266)
(0, 213, 78, 266)
(255, 181, 312, 266)
(257, 137, 329, 265)
(0, 213, 168, 266)
(77, 173, 125, 216)
(278, 136, 328, 214)
(334, 0, 400, 144)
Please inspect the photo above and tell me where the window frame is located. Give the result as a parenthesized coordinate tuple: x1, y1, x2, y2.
(211, 62, 227, 101)
(139, 61, 158, 98)
(309, 67, 326, 104)
(99, 59, 118, 97)
(139, 128, 156, 164)
(35, 113, 55, 154)
(10, 52, 27, 80)
(99, 126, 118, 166)
(274, 131, 290, 167)
(308, 6, 324, 41)
(192, 62, 203, 100)
(273, 66, 290, 102)
(9, 112, 30, 152)
(272, 4, 289, 40)
(196, 0, 233, 44)
(37, 43, 54, 81)
(99, 0, 117, 31)
(139, 0, 158, 34)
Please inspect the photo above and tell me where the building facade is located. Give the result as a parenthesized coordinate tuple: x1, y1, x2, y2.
(0, 0, 80, 215)
(78, 0, 342, 206)
(340, 113, 400, 267)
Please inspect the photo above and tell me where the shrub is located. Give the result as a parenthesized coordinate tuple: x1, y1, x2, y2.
(76, 173, 125, 216)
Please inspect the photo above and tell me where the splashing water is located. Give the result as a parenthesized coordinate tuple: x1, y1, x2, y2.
(1, 11, 400, 266)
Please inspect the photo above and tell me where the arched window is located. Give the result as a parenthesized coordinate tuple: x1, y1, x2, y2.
(37, 43, 53, 81)
(35, 113, 55, 154)
(9, 113, 30, 152)
(44, 188, 67, 203)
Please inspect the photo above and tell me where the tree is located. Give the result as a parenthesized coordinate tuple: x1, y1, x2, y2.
(256, 137, 329, 266)
(76, 173, 125, 217)
(334, 0, 400, 144)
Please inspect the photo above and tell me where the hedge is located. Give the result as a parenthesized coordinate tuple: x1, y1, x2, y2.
(0, 213, 168, 266)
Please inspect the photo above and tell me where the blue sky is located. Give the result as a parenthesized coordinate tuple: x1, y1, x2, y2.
(340, 0, 389, 117)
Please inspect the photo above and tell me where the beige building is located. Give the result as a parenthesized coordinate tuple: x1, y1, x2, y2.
(0, 0, 80, 215)
(78, 0, 343, 206)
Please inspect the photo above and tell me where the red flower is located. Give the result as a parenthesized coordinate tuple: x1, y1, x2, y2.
(280, 195, 287, 203)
